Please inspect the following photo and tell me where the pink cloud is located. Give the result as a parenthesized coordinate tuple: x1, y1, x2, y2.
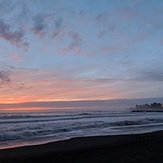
(0, 67, 122, 103)
(0, 71, 11, 84)
(9, 53, 22, 62)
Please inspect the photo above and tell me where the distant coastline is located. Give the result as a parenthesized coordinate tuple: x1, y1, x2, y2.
(131, 102, 163, 112)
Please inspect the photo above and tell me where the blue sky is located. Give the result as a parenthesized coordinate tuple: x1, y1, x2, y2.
(0, 0, 163, 105)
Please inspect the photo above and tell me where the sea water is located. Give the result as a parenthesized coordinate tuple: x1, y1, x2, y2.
(1, 110, 163, 149)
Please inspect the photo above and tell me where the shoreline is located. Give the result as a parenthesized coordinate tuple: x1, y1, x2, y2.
(1, 130, 163, 162)
(1, 127, 162, 150)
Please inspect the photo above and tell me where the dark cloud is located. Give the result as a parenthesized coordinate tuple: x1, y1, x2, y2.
(96, 13, 116, 39)
(32, 14, 64, 39)
(98, 30, 107, 39)
(53, 29, 82, 54)
(0, 20, 28, 48)
(67, 32, 82, 51)
(62, 31, 82, 53)
(55, 18, 63, 30)
(32, 15, 47, 38)
(0, 71, 11, 84)
(139, 71, 163, 82)
(52, 18, 63, 38)
(96, 13, 110, 24)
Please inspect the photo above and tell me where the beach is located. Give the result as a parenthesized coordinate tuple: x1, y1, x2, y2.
(1, 131, 163, 163)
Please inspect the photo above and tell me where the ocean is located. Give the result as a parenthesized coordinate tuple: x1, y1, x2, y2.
(1, 110, 163, 149)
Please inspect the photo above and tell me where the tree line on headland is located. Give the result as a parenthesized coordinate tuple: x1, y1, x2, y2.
(131, 102, 163, 112)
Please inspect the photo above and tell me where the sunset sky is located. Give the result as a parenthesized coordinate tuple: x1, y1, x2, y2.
(0, 0, 163, 106)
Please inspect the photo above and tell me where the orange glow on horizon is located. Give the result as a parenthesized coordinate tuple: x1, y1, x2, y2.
(2, 107, 46, 111)
(0, 88, 119, 105)
(0, 96, 114, 104)
(1, 74, 128, 107)
(0, 106, 78, 112)
(0, 70, 121, 107)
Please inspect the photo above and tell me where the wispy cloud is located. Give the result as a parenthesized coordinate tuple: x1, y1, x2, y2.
(0, 20, 28, 48)
(52, 18, 63, 38)
(63, 31, 82, 53)
(0, 71, 11, 84)
(9, 53, 22, 62)
(32, 15, 47, 38)
(138, 71, 163, 82)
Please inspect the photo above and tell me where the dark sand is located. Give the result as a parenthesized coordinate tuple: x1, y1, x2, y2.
(1, 131, 163, 163)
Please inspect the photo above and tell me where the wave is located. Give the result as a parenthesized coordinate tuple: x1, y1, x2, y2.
(112, 118, 163, 126)
(1, 111, 163, 147)
(0, 111, 117, 124)
(1, 118, 163, 142)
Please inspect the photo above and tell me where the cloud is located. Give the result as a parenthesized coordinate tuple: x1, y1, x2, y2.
(31, 13, 64, 40)
(52, 18, 63, 38)
(0, 71, 11, 84)
(66, 31, 82, 51)
(138, 71, 163, 82)
(0, 20, 29, 48)
(59, 31, 82, 54)
(54, 17, 63, 30)
(32, 15, 47, 38)
(52, 28, 82, 55)
(85, 78, 118, 84)
(96, 7, 138, 39)
(9, 53, 22, 62)
(96, 12, 110, 25)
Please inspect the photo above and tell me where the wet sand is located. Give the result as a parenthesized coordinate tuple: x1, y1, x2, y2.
(1, 131, 163, 163)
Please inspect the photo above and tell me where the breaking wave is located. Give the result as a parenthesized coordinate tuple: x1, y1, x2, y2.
(1, 111, 163, 148)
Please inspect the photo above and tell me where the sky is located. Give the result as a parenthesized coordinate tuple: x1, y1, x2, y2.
(0, 0, 163, 109)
